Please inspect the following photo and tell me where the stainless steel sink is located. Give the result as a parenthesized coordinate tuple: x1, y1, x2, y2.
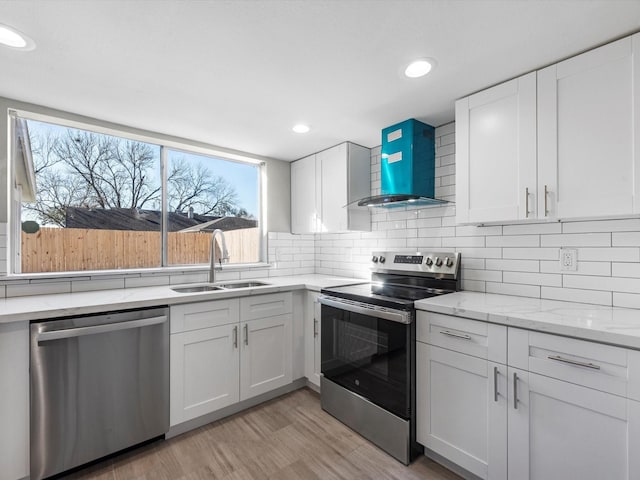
(171, 285, 225, 293)
(216, 281, 270, 289)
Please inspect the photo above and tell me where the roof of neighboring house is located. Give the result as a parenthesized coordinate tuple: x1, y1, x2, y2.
(15, 119, 36, 202)
(65, 207, 257, 232)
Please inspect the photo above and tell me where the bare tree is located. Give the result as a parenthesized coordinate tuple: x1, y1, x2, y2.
(23, 124, 246, 227)
(167, 157, 240, 216)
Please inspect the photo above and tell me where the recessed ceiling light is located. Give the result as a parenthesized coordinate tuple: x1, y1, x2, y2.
(0, 24, 35, 50)
(292, 124, 310, 134)
(404, 58, 435, 78)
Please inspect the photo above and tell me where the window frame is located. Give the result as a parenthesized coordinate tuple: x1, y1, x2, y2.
(8, 108, 267, 276)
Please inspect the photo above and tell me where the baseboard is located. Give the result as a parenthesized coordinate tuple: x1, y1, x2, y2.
(423, 448, 482, 480)
(167, 377, 308, 439)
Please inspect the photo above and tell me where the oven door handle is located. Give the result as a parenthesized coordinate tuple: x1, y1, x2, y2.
(319, 295, 411, 324)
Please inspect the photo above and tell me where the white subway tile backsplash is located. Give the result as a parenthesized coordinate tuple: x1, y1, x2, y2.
(487, 282, 540, 298)
(503, 248, 559, 260)
(407, 217, 442, 229)
(541, 286, 612, 306)
(462, 279, 486, 292)
(502, 222, 562, 235)
(456, 225, 502, 237)
(485, 259, 539, 272)
(577, 248, 640, 262)
(463, 269, 502, 282)
(540, 260, 611, 276)
(612, 263, 640, 278)
(7, 281, 71, 297)
(613, 292, 640, 309)
(442, 236, 485, 248)
(563, 219, 640, 233)
(486, 235, 540, 247)
(540, 233, 611, 247)
(503, 271, 562, 287)
(72, 278, 125, 292)
(612, 232, 640, 247)
(455, 247, 502, 259)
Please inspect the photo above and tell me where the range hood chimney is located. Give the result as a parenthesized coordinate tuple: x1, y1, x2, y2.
(357, 119, 449, 208)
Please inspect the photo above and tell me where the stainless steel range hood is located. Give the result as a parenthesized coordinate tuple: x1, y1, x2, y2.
(356, 119, 450, 208)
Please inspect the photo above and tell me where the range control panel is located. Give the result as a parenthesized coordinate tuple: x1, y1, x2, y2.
(371, 251, 460, 278)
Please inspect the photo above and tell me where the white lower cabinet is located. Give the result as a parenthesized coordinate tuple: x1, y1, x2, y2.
(170, 323, 240, 424)
(170, 293, 293, 427)
(304, 291, 321, 387)
(417, 310, 640, 480)
(508, 368, 640, 480)
(240, 313, 293, 400)
(417, 343, 507, 479)
(0, 322, 29, 480)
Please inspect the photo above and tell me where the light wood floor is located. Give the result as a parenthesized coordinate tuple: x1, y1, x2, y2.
(62, 388, 461, 480)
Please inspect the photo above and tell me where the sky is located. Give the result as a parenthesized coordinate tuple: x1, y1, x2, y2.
(25, 119, 259, 218)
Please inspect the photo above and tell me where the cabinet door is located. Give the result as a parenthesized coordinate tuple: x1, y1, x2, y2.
(0, 322, 29, 480)
(170, 323, 240, 426)
(416, 343, 507, 479)
(508, 368, 640, 480)
(240, 313, 293, 400)
(304, 292, 321, 387)
(318, 143, 348, 232)
(291, 154, 320, 233)
(456, 72, 537, 224)
(538, 34, 640, 219)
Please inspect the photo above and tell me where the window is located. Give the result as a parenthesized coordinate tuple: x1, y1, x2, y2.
(12, 114, 262, 274)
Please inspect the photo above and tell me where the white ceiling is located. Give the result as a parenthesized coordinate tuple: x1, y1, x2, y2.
(1, 0, 639, 161)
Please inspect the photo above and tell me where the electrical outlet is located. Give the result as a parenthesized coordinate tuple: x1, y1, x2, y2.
(560, 248, 578, 271)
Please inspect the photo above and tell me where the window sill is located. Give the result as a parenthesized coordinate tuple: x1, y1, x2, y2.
(1, 262, 272, 283)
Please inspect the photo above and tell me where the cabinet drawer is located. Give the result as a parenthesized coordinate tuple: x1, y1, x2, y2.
(509, 328, 640, 399)
(170, 299, 240, 333)
(417, 311, 506, 364)
(240, 292, 293, 321)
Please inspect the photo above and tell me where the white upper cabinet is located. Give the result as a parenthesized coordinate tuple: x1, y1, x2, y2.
(538, 34, 640, 220)
(456, 32, 640, 225)
(456, 72, 537, 224)
(290, 142, 370, 233)
(291, 154, 320, 234)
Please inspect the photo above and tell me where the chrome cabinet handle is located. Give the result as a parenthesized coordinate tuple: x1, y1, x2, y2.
(494, 366, 499, 402)
(513, 372, 519, 409)
(544, 185, 549, 217)
(525, 187, 530, 218)
(313, 319, 318, 338)
(548, 355, 601, 370)
(439, 330, 472, 341)
(244, 323, 249, 346)
(233, 325, 238, 349)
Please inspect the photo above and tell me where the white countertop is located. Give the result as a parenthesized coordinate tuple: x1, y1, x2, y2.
(0, 274, 366, 324)
(416, 291, 640, 350)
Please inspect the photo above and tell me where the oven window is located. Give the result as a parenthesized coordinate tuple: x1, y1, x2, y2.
(321, 303, 411, 419)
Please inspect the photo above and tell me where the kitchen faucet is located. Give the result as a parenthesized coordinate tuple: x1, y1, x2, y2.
(209, 229, 230, 283)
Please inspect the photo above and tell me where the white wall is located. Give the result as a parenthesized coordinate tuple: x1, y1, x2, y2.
(313, 122, 640, 308)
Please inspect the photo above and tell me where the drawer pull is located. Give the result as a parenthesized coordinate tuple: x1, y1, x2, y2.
(493, 366, 499, 402)
(547, 355, 601, 370)
(439, 330, 472, 341)
(513, 372, 519, 409)
(233, 325, 238, 349)
(313, 319, 319, 338)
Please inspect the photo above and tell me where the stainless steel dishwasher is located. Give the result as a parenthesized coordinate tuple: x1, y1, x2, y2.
(30, 307, 169, 480)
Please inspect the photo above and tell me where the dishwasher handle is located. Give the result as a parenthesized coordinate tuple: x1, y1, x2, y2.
(36, 315, 168, 343)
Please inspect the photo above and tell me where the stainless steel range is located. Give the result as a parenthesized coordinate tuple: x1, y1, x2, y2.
(319, 251, 461, 464)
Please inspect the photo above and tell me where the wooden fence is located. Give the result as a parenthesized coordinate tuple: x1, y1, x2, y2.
(21, 227, 260, 273)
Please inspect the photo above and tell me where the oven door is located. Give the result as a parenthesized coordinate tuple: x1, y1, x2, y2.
(319, 296, 412, 419)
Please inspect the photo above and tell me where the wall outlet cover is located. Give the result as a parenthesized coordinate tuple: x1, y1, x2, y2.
(560, 248, 578, 272)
